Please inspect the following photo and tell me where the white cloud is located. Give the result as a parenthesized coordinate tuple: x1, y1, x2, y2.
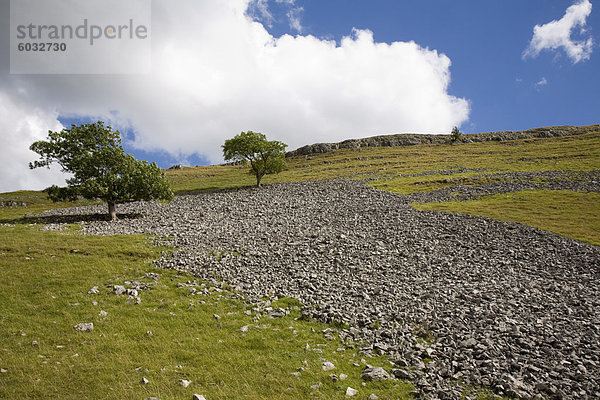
(0, 91, 68, 192)
(286, 6, 303, 33)
(536, 77, 548, 87)
(0, 0, 469, 192)
(523, 0, 594, 63)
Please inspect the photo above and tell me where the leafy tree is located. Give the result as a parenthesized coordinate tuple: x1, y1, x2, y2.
(450, 126, 462, 143)
(29, 121, 173, 221)
(222, 131, 287, 187)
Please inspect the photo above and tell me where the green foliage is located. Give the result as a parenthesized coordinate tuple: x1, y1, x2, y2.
(29, 121, 173, 219)
(222, 131, 287, 187)
(450, 126, 462, 143)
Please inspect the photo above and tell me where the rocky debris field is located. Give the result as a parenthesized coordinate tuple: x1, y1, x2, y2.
(38, 176, 600, 399)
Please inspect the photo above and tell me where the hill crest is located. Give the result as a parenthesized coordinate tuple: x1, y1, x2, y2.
(286, 124, 600, 157)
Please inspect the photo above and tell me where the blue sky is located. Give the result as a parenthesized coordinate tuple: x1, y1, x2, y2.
(0, 0, 598, 191)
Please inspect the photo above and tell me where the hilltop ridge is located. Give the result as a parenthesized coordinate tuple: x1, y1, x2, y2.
(286, 124, 600, 157)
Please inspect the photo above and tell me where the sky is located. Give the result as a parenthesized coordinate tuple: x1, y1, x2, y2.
(0, 0, 598, 192)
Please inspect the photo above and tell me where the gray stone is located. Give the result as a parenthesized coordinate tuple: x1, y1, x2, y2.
(269, 308, 287, 318)
(361, 367, 391, 382)
(73, 323, 93, 332)
(322, 361, 335, 371)
(113, 285, 126, 295)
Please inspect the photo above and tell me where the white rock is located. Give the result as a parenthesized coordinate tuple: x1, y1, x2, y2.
(192, 395, 206, 400)
(239, 325, 249, 332)
(322, 361, 335, 371)
(345, 387, 358, 397)
(179, 379, 191, 387)
(73, 323, 94, 332)
(113, 285, 126, 295)
(88, 286, 100, 294)
(339, 373, 348, 380)
(0, 368, 7, 373)
(141, 377, 149, 384)
(98, 310, 108, 317)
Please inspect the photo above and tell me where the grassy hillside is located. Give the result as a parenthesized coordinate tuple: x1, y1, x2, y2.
(0, 125, 597, 398)
(166, 129, 600, 193)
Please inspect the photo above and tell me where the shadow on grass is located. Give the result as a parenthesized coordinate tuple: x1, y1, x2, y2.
(0, 212, 144, 225)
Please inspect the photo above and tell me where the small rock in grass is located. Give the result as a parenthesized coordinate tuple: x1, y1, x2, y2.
(213, 314, 221, 320)
(239, 325, 249, 332)
(31, 340, 38, 346)
(141, 377, 149, 384)
(0, 368, 7, 373)
(146, 331, 153, 337)
(310, 383, 321, 390)
(322, 361, 335, 371)
(192, 395, 207, 400)
(361, 367, 391, 381)
(113, 285, 126, 295)
(339, 373, 348, 380)
(368, 394, 379, 400)
(345, 387, 358, 397)
(73, 323, 94, 332)
(290, 371, 300, 377)
(88, 286, 100, 294)
(98, 310, 108, 317)
(179, 379, 192, 387)
(269, 308, 287, 318)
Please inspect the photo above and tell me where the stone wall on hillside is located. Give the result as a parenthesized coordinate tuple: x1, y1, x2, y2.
(285, 124, 600, 157)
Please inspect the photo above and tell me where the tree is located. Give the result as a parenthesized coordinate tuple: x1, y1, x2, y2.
(222, 131, 287, 187)
(450, 126, 462, 143)
(29, 121, 173, 221)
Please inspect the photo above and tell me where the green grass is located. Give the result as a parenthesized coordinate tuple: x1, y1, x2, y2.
(165, 131, 600, 194)
(0, 224, 413, 399)
(413, 190, 600, 246)
(0, 190, 100, 221)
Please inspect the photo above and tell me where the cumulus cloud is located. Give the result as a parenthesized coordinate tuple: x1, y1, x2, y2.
(0, 0, 469, 192)
(523, 0, 594, 63)
(0, 91, 68, 192)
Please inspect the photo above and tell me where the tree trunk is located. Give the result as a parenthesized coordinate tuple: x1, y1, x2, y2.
(108, 202, 118, 221)
(256, 173, 263, 187)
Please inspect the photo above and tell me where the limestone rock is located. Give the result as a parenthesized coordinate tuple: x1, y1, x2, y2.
(73, 323, 94, 332)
